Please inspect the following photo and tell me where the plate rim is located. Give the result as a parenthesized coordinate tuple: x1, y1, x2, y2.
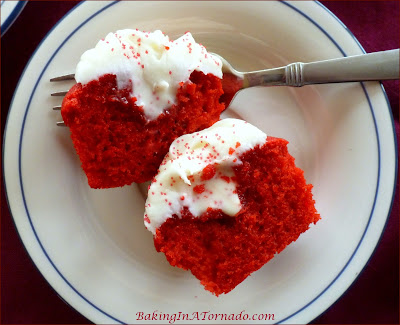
(3, 0, 398, 324)
(1, 0, 27, 37)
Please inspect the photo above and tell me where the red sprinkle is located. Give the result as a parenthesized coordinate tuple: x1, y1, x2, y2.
(201, 164, 216, 181)
(221, 176, 231, 183)
(228, 147, 235, 155)
(193, 184, 206, 194)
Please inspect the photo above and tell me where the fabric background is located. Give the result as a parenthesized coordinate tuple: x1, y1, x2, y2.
(1, 1, 398, 324)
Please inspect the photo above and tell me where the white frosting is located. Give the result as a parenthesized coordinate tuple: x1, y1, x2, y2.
(144, 119, 267, 234)
(75, 29, 222, 120)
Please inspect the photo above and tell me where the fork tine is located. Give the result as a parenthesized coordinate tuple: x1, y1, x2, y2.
(51, 74, 74, 126)
(50, 73, 75, 82)
(51, 91, 68, 96)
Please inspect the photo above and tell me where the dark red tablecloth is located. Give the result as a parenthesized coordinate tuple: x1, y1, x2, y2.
(1, 1, 398, 324)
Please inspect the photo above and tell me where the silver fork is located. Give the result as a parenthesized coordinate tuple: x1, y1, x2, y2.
(51, 49, 399, 126)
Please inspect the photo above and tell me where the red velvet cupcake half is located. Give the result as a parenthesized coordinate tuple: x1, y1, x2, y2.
(144, 118, 320, 296)
(61, 29, 224, 188)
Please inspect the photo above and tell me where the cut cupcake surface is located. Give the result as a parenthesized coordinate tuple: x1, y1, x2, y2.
(61, 29, 224, 188)
(145, 119, 320, 296)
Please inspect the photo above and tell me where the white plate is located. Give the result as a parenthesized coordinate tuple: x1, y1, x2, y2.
(3, 1, 397, 324)
(0, 0, 26, 36)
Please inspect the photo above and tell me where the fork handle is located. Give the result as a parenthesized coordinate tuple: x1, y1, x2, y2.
(245, 49, 399, 87)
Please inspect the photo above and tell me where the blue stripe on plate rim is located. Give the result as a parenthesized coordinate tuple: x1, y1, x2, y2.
(3, 0, 397, 324)
(1, 1, 27, 37)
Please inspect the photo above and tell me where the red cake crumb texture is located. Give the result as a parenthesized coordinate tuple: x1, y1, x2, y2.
(220, 72, 243, 107)
(153, 137, 320, 296)
(61, 71, 224, 188)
